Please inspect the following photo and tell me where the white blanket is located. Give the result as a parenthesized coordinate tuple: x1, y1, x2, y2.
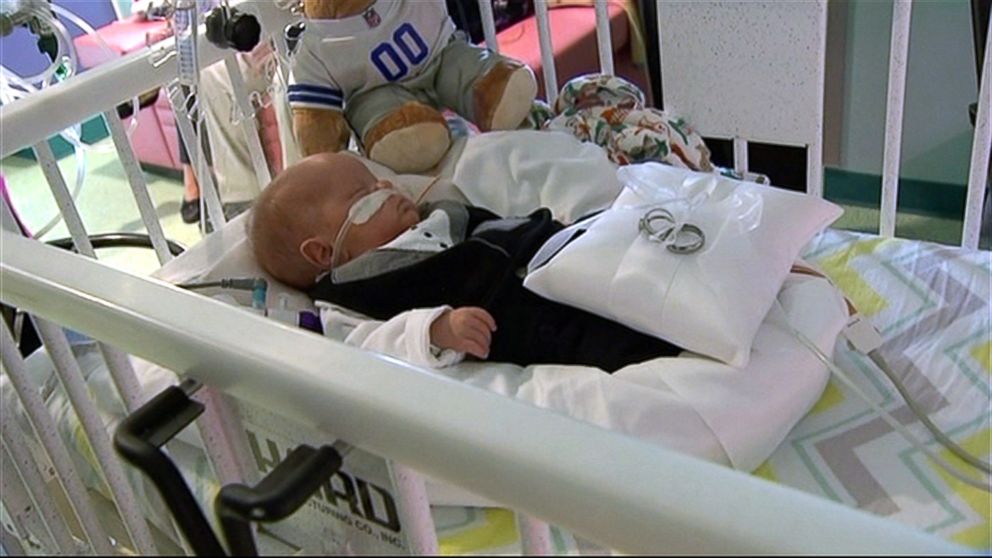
(145, 131, 846, 505)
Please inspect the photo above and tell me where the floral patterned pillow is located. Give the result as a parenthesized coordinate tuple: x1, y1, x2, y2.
(526, 74, 768, 184)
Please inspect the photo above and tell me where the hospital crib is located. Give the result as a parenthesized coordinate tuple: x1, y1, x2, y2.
(0, 0, 988, 555)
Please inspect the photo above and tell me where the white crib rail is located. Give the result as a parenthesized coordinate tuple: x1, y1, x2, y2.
(963, 11, 992, 249)
(879, 1, 913, 238)
(0, 1, 986, 554)
(0, 232, 966, 555)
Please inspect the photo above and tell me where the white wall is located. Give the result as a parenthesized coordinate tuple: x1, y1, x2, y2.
(838, 0, 978, 185)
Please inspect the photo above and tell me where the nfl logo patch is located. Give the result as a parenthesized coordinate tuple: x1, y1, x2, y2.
(363, 7, 381, 28)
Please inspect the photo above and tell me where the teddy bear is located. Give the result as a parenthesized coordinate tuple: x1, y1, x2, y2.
(289, 0, 538, 173)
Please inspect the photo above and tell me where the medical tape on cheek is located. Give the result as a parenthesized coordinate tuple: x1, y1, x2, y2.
(348, 189, 395, 225)
(330, 188, 398, 280)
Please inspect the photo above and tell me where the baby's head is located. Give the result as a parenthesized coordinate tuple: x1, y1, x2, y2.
(249, 153, 420, 288)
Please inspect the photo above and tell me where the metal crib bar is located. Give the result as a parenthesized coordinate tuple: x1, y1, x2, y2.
(962, 11, 991, 249)
(102, 110, 173, 266)
(476, 0, 499, 52)
(594, 0, 614, 76)
(33, 141, 95, 255)
(0, 447, 48, 554)
(0, 321, 112, 555)
(0, 517, 27, 557)
(534, 0, 560, 107)
(807, 134, 825, 198)
(32, 318, 159, 555)
(517, 514, 553, 555)
(223, 54, 273, 189)
(879, 0, 913, 237)
(169, 83, 228, 232)
(807, 0, 828, 198)
(33, 139, 148, 415)
(193, 386, 252, 487)
(733, 137, 749, 175)
(388, 462, 439, 555)
(1, 422, 76, 553)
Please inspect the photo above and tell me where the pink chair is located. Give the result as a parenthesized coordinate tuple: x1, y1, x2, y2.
(74, 16, 182, 171)
(495, 4, 652, 104)
(74, 14, 282, 175)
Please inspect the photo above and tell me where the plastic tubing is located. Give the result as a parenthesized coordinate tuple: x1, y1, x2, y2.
(0, 65, 87, 239)
(11, 6, 68, 85)
(46, 2, 139, 135)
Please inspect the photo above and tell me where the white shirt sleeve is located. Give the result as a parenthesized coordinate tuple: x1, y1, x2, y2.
(288, 39, 344, 112)
(316, 302, 465, 368)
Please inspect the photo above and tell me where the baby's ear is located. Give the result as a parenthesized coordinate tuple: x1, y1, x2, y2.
(300, 237, 333, 269)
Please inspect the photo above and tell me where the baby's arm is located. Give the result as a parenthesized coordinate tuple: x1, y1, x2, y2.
(317, 303, 495, 368)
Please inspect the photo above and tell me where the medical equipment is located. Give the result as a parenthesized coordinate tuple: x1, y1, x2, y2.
(793, 317, 991, 492)
(205, 2, 261, 53)
(0, 0, 988, 554)
(0, 0, 141, 240)
(330, 186, 406, 283)
(179, 277, 269, 311)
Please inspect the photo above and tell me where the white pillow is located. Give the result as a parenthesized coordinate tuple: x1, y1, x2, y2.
(451, 130, 622, 223)
(523, 163, 842, 367)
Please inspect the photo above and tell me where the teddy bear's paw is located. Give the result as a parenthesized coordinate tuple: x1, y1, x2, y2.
(365, 102, 451, 173)
(475, 61, 538, 132)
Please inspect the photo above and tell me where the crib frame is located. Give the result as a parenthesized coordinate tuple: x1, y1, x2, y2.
(0, 0, 986, 555)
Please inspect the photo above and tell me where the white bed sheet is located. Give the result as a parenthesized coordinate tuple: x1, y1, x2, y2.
(141, 132, 848, 498)
(2, 132, 848, 522)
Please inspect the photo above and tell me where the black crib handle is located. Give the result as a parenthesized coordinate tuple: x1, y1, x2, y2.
(115, 379, 349, 556)
(216, 444, 344, 555)
(113, 379, 226, 556)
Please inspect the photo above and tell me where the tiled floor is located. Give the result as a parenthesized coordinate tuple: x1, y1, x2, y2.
(2, 139, 202, 276)
(1, 136, 981, 280)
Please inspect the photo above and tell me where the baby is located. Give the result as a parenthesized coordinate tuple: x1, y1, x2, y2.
(249, 152, 680, 372)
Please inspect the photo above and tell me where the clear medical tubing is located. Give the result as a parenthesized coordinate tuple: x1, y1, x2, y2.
(1, 406, 77, 554)
(0, 67, 88, 239)
(47, 2, 139, 130)
(867, 348, 992, 476)
(1, 2, 140, 239)
(223, 53, 272, 188)
(791, 327, 991, 493)
(33, 318, 159, 554)
(16, 4, 72, 85)
(0, 321, 113, 555)
(879, 0, 912, 238)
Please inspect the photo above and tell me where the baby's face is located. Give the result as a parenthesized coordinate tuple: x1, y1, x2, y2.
(316, 156, 420, 265)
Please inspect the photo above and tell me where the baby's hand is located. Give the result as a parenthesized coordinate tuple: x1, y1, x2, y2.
(430, 307, 497, 359)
